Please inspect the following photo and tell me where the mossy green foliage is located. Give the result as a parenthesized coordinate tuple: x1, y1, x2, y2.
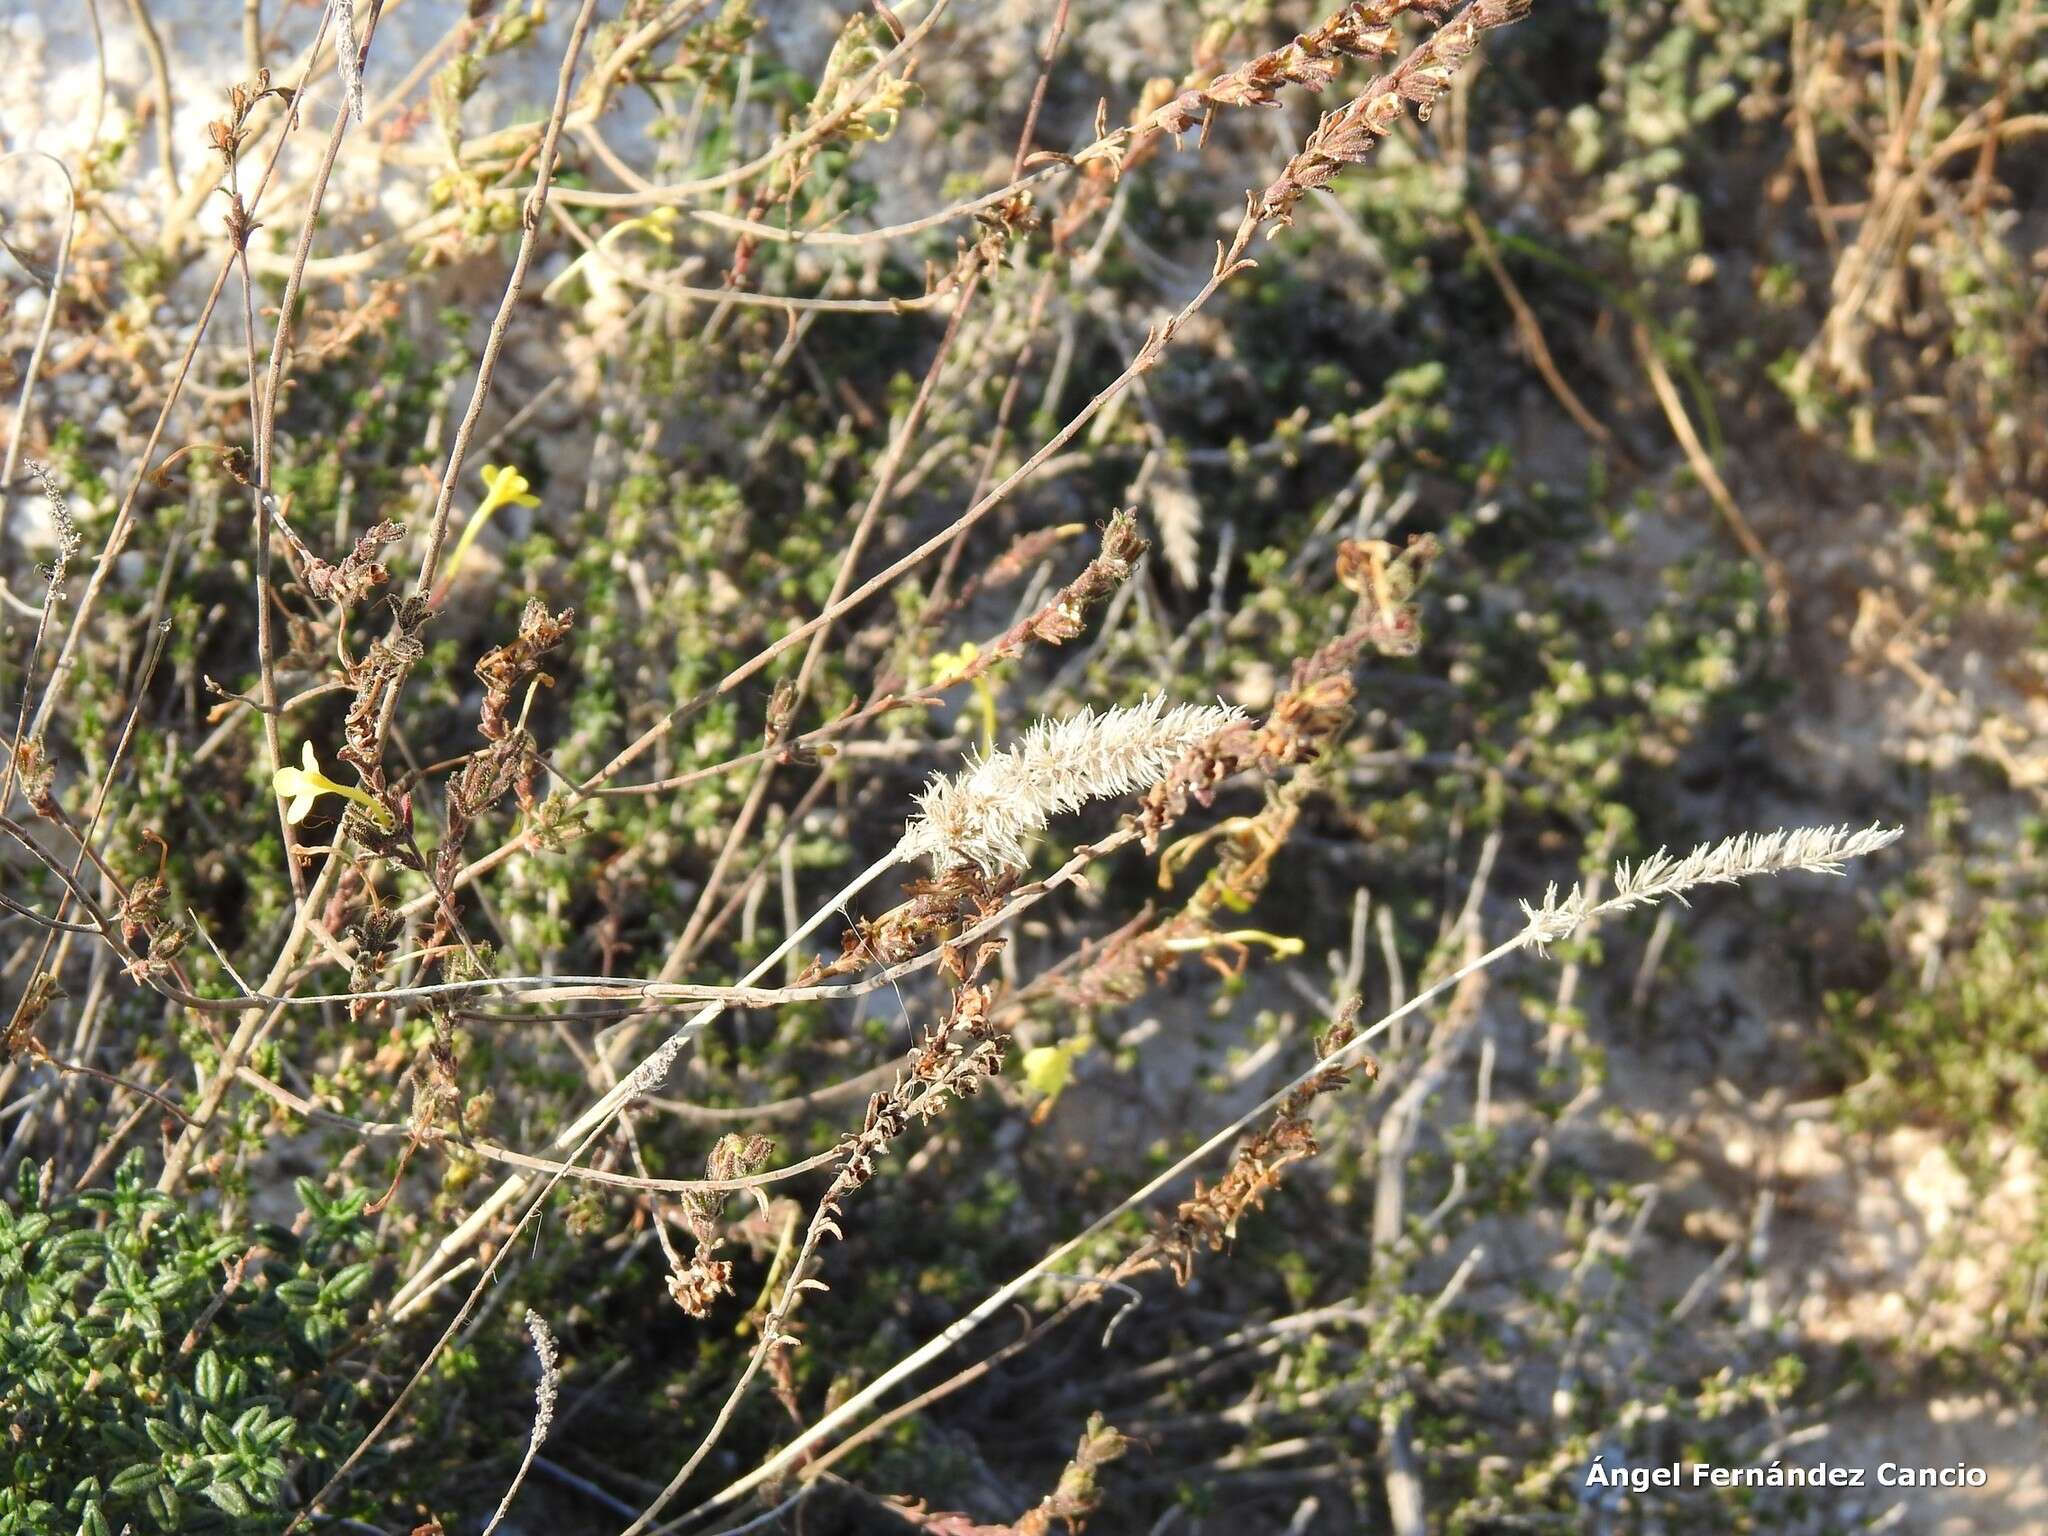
(0, 1158, 374, 1534)
(1836, 905, 2048, 1165)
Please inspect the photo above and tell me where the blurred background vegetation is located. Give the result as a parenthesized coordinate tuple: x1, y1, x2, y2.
(0, 0, 2043, 1530)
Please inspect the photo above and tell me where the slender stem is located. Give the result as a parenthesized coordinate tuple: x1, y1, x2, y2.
(412, 0, 621, 597)
(255, 0, 387, 488)
(685, 929, 1533, 1526)
(0, 153, 76, 582)
(384, 851, 900, 1314)
(122, 0, 182, 224)
(26, 6, 336, 743)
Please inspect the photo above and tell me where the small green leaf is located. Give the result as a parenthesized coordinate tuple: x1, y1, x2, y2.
(324, 1261, 375, 1302)
(194, 1350, 225, 1403)
(170, 1461, 211, 1495)
(203, 1479, 253, 1518)
(107, 1463, 161, 1496)
(146, 1481, 180, 1530)
(47, 1229, 106, 1262)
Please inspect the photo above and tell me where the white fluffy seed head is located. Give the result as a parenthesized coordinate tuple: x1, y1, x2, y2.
(1521, 822, 1903, 948)
(898, 694, 1245, 876)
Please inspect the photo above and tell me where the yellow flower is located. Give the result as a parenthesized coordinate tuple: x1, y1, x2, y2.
(442, 464, 542, 590)
(540, 208, 680, 309)
(272, 742, 391, 829)
(478, 463, 541, 514)
(928, 640, 979, 687)
(1022, 1035, 1093, 1124)
(927, 641, 998, 754)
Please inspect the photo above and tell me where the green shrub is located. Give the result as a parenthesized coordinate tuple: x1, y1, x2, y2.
(0, 1157, 374, 1534)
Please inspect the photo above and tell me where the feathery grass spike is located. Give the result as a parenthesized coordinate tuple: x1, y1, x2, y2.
(1520, 822, 1904, 948)
(897, 694, 1244, 876)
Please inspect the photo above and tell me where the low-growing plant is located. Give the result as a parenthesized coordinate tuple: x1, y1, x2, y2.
(0, 1157, 374, 1534)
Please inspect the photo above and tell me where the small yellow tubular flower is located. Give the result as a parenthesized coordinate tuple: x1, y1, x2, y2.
(927, 641, 998, 754)
(927, 640, 979, 688)
(272, 742, 391, 829)
(1022, 1036, 1093, 1125)
(479, 463, 541, 514)
(539, 208, 680, 307)
(271, 742, 324, 825)
(443, 464, 542, 590)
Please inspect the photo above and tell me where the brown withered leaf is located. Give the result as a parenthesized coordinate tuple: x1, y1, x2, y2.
(475, 599, 574, 742)
(304, 520, 406, 607)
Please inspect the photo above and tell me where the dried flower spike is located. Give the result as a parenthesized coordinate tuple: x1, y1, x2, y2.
(898, 695, 1245, 876)
(479, 1310, 559, 1536)
(1520, 822, 1904, 948)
